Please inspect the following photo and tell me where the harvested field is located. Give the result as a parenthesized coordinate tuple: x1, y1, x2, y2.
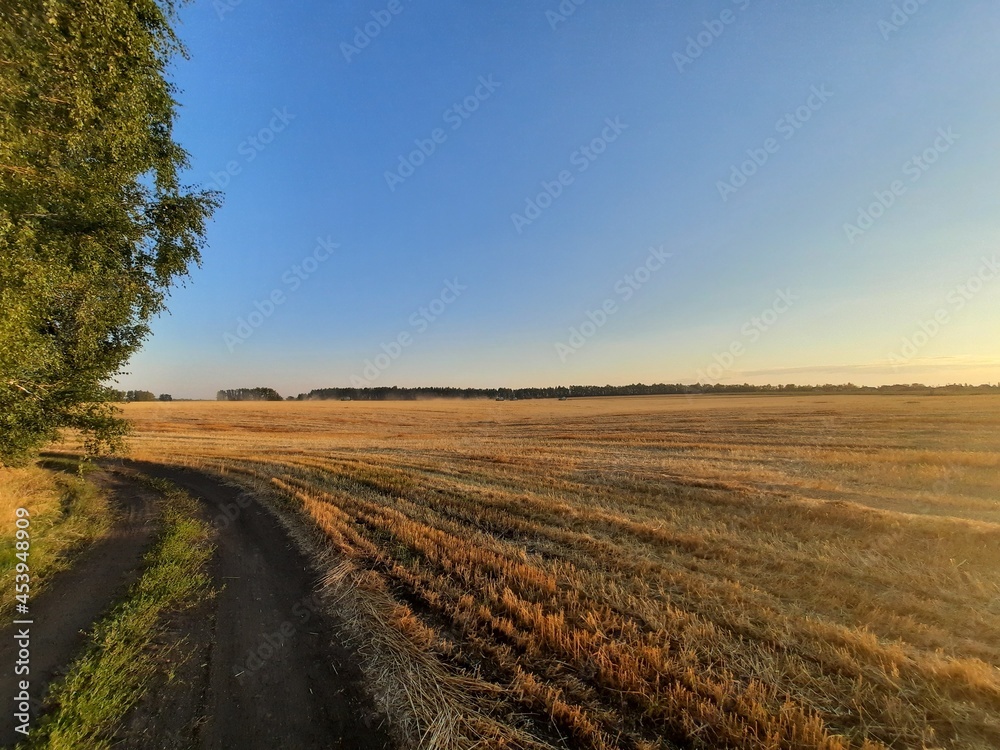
(117, 394, 1000, 750)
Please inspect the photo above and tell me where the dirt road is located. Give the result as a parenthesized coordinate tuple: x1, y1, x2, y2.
(1, 464, 392, 749)
(0, 473, 160, 746)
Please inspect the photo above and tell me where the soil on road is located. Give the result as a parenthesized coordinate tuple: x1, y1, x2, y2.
(1, 463, 393, 750)
(0, 471, 160, 747)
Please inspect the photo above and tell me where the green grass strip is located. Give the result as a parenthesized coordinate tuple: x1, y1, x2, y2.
(26, 478, 214, 749)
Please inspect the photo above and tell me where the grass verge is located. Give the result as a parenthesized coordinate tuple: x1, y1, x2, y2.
(0, 457, 110, 617)
(25, 477, 214, 750)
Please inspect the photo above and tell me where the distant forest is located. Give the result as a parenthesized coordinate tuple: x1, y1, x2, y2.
(216, 388, 283, 401)
(291, 382, 1000, 401)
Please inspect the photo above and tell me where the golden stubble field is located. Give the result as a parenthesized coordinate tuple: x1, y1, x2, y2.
(117, 394, 1000, 750)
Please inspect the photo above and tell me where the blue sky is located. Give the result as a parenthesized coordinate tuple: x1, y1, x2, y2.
(118, 0, 1000, 397)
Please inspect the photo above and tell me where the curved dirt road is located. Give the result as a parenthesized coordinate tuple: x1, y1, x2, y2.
(118, 462, 393, 750)
(2, 463, 392, 750)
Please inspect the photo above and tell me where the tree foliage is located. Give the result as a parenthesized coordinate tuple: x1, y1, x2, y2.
(0, 1, 217, 464)
(216, 388, 283, 402)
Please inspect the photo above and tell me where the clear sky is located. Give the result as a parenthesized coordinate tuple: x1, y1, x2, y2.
(117, 0, 1000, 398)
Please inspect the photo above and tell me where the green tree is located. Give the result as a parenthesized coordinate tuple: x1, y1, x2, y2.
(0, 1, 218, 464)
(217, 387, 283, 402)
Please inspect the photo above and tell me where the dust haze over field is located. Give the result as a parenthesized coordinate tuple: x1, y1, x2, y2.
(115, 394, 1000, 749)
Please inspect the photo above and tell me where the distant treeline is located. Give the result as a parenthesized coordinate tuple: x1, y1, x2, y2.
(108, 390, 172, 402)
(216, 387, 284, 402)
(293, 382, 1000, 401)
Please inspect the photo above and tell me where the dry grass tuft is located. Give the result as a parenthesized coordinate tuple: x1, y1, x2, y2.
(321, 560, 556, 750)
